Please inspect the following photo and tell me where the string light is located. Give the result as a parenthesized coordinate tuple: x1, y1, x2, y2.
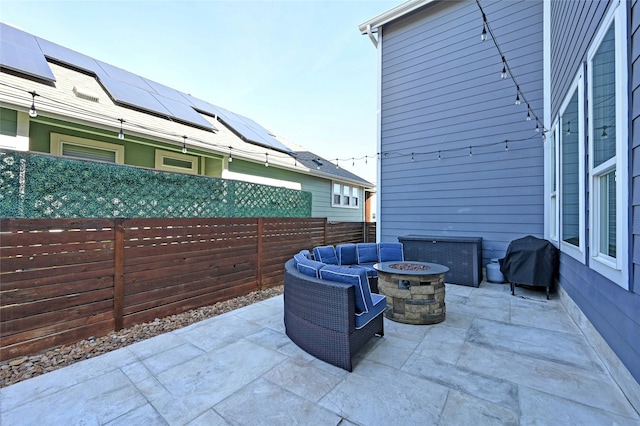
(228, 146, 233, 162)
(335, 158, 339, 169)
(535, 121, 539, 132)
(505, 140, 509, 151)
(481, 23, 487, 41)
(601, 126, 608, 139)
(265, 153, 269, 167)
(469, 146, 473, 156)
(411, 152, 415, 161)
(438, 150, 442, 160)
(118, 118, 125, 140)
(28, 91, 39, 118)
(182, 135, 187, 154)
(476, 0, 546, 138)
(352, 157, 355, 167)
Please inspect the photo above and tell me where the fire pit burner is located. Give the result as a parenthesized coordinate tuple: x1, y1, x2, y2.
(389, 263, 431, 271)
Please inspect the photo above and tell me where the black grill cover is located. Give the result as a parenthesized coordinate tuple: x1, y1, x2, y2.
(499, 236, 558, 288)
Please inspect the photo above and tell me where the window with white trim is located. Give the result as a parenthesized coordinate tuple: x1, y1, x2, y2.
(587, 3, 628, 286)
(548, 123, 558, 243)
(155, 149, 198, 175)
(558, 73, 585, 262)
(332, 182, 359, 208)
(50, 133, 124, 163)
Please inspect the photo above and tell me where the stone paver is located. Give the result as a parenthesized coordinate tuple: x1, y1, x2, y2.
(1, 283, 639, 425)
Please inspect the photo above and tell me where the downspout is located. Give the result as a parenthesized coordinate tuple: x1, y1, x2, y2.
(365, 24, 378, 48)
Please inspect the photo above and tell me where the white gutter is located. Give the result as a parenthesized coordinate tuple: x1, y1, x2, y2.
(358, 0, 436, 35)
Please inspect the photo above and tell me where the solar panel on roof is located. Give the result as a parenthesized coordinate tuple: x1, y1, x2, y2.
(99, 75, 171, 115)
(143, 78, 188, 102)
(0, 40, 56, 82)
(152, 93, 217, 130)
(0, 24, 55, 82)
(36, 37, 99, 73)
(96, 60, 150, 89)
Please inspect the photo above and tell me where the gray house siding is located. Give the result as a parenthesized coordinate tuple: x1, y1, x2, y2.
(379, 0, 544, 264)
(550, 0, 639, 384)
(228, 159, 365, 222)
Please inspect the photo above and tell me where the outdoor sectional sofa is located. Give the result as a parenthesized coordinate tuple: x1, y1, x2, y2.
(283, 243, 403, 371)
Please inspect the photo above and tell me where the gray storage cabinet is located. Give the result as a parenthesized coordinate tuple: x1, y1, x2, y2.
(398, 235, 483, 287)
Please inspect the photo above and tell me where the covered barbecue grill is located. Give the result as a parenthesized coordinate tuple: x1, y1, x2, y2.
(499, 236, 559, 299)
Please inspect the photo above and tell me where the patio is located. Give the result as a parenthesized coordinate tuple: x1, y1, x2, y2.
(1, 281, 638, 425)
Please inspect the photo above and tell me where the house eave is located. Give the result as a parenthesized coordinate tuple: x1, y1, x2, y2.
(358, 0, 437, 33)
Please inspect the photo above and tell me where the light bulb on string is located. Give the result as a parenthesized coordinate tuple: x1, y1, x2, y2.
(265, 153, 269, 167)
(601, 126, 608, 139)
(481, 24, 487, 41)
(526, 105, 531, 121)
(505, 140, 509, 151)
(500, 56, 507, 79)
(352, 157, 355, 167)
(535, 121, 540, 132)
(335, 158, 339, 169)
(118, 118, 125, 140)
(411, 152, 415, 161)
(515, 87, 521, 105)
(28, 91, 39, 118)
(228, 146, 233, 162)
(438, 151, 442, 160)
(469, 146, 473, 157)
(182, 136, 187, 154)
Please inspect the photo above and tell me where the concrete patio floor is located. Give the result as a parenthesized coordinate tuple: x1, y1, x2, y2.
(1, 281, 639, 425)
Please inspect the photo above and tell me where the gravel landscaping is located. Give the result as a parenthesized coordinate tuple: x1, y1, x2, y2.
(0, 285, 283, 388)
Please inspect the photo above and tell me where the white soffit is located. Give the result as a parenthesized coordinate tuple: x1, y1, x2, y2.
(358, 0, 436, 33)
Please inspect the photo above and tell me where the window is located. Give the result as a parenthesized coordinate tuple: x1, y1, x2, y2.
(558, 73, 585, 261)
(587, 3, 628, 286)
(155, 149, 198, 175)
(548, 124, 558, 242)
(332, 182, 359, 208)
(50, 133, 124, 163)
(547, 2, 628, 287)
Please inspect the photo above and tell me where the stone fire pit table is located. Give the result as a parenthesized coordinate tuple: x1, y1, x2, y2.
(373, 261, 449, 325)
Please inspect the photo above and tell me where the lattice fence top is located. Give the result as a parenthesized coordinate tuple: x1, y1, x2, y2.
(0, 150, 312, 218)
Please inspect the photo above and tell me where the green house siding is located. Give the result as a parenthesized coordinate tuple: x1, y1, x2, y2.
(0, 108, 18, 136)
(27, 116, 222, 175)
(229, 158, 364, 221)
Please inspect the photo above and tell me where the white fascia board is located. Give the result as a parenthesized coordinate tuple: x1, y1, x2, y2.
(358, 0, 436, 33)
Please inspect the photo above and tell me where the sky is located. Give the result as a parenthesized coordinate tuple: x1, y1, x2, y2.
(1, 0, 401, 184)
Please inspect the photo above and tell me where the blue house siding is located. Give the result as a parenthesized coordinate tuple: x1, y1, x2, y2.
(550, 0, 639, 386)
(633, 0, 640, 292)
(378, 0, 544, 264)
(549, 0, 609, 118)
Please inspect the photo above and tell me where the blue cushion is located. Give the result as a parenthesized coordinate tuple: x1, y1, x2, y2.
(357, 243, 379, 264)
(319, 265, 372, 313)
(336, 243, 358, 265)
(379, 243, 404, 262)
(355, 293, 386, 329)
(293, 251, 312, 267)
(294, 254, 325, 278)
(299, 249, 312, 259)
(352, 264, 378, 278)
(312, 246, 339, 265)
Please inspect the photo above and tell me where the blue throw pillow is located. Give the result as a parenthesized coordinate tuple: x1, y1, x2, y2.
(313, 246, 339, 265)
(336, 243, 358, 265)
(379, 243, 404, 262)
(319, 265, 372, 313)
(294, 254, 325, 278)
(357, 243, 379, 264)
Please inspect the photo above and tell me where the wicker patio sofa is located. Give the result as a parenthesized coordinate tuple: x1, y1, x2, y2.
(283, 256, 385, 371)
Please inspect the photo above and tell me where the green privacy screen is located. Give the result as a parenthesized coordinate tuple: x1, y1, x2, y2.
(0, 150, 312, 218)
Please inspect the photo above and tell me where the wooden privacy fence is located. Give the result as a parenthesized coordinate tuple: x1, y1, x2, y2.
(0, 217, 376, 360)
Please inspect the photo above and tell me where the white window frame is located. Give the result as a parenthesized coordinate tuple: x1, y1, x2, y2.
(547, 122, 559, 243)
(50, 133, 124, 163)
(332, 182, 359, 209)
(558, 72, 585, 263)
(587, 3, 628, 287)
(155, 149, 198, 175)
